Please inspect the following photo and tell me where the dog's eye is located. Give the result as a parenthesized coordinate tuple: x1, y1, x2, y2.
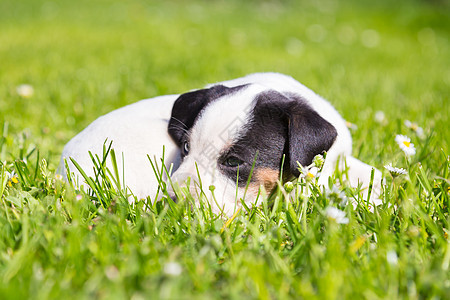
(182, 141, 189, 155)
(224, 156, 244, 168)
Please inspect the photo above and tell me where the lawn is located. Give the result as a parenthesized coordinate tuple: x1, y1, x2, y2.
(0, 0, 449, 299)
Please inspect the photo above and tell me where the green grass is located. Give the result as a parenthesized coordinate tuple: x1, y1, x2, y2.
(0, 0, 449, 299)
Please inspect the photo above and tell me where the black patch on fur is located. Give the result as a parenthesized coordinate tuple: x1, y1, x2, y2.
(284, 92, 337, 176)
(168, 84, 246, 147)
(219, 90, 337, 186)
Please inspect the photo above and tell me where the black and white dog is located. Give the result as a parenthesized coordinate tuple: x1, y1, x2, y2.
(60, 73, 381, 215)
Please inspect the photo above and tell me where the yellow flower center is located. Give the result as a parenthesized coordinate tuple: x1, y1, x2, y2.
(307, 172, 315, 178)
(402, 141, 411, 148)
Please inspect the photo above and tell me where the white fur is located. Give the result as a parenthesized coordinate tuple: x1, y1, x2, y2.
(59, 95, 180, 200)
(60, 73, 382, 214)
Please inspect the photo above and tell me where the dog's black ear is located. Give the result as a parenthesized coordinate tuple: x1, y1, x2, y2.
(287, 98, 337, 176)
(255, 91, 337, 177)
(168, 85, 232, 146)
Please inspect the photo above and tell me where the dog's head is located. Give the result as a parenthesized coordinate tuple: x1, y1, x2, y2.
(168, 83, 337, 215)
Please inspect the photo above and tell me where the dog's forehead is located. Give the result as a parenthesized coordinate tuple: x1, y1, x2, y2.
(189, 84, 267, 150)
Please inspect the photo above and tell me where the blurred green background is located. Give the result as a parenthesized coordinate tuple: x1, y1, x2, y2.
(0, 0, 448, 168)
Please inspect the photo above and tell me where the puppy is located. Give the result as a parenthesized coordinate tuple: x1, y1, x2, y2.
(60, 73, 382, 215)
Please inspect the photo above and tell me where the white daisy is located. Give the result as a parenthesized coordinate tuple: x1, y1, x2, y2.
(4, 171, 18, 185)
(16, 84, 34, 98)
(299, 165, 319, 181)
(325, 185, 348, 206)
(386, 250, 398, 266)
(345, 121, 358, 131)
(384, 163, 407, 177)
(105, 265, 120, 280)
(374, 111, 386, 124)
(395, 134, 416, 156)
(325, 206, 349, 224)
(404, 120, 425, 139)
(163, 262, 182, 276)
(415, 127, 425, 139)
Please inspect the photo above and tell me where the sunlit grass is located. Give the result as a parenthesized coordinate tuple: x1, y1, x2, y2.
(1, 126, 448, 299)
